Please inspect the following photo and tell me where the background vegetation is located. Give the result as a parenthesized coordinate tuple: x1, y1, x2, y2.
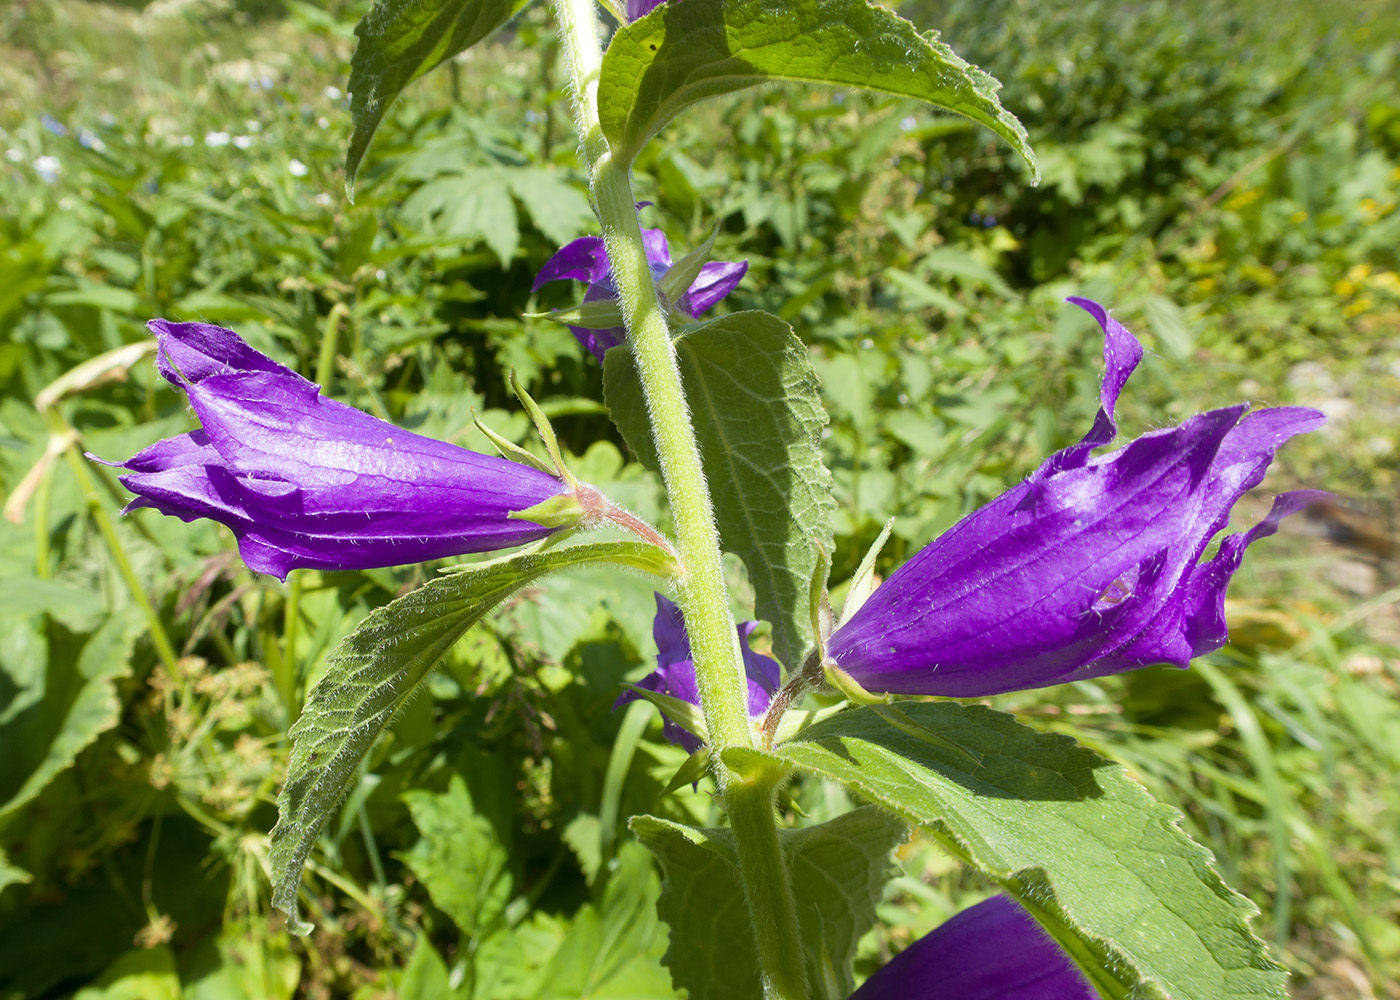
(1, 0, 1397, 996)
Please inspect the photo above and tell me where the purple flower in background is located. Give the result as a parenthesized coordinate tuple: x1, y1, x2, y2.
(826, 298, 1327, 698)
(625, 0, 667, 18)
(850, 895, 1096, 1000)
(617, 593, 780, 752)
(533, 227, 748, 363)
(93, 321, 571, 579)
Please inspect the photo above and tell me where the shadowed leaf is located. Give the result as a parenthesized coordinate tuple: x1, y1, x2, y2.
(604, 311, 836, 671)
(269, 539, 678, 934)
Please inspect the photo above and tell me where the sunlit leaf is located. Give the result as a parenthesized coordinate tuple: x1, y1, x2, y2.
(747, 702, 1288, 1000)
(402, 775, 513, 938)
(346, 0, 533, 192)
(632, 805, 907, 997)
(598, 0, 1037, 179)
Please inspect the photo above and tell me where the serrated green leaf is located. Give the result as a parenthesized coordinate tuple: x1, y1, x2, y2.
(597, 0, 1038, 179)
(0, 612, 140, 828)
(399, 934, 456, 1000)
(346, 0, 533, 192)
(402, 775, 513, 938)
(538, 840, 678, 998)
(399, 169, 520, 265)
(762, 702, 1288, 1000)
(506, 168, 596, 248)
(604, 311, 835, 670)
(269, 539, 678, 935)
(631, 805, 907, 998)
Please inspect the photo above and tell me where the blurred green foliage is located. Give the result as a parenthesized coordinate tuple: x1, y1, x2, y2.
(0, 0, 1396, 996)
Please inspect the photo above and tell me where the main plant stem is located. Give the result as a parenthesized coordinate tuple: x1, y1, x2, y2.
(551, 2, 806, 997)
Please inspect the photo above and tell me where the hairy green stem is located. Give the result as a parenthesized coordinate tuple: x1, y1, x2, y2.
(551, 3, 806, 997)
(725, 765, 810, 999)
(553, 0, 751, 752)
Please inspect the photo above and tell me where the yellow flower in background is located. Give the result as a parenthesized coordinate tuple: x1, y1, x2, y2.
(1289, 210, 1309, 224)
(1224, 187, 1261, 211)
(1370, 271, 1400, 295)
(1359, 198, 1396, 224)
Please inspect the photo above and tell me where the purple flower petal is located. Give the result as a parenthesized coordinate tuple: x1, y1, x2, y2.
(616, 593, 781, 751)
(826, 299, 1326, 697)
(679, 260, 750, 317)
(652, 592, 691, 670)
(850, 896, 1096, 1000)
(1023, 296, 1143, 494)
(151, 318, 295, 385)
(100, 321, 571, 579)
(626, 0, 668, 20)
(533, 237, 610, 291)
(641, 226, 673, 269)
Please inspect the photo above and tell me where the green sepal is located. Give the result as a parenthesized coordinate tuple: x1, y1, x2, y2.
(864, 702, 983, 768)
(657, 224, 719, 305)
(509, 493, 586, 529)
(771, 701, 850, 746)
(822, 661, 886, 705)
(662, 746, 712, 796)
(809, 536, 832, 661)
(620, 682, 710, 746)
(529, 299, 627, 330)
(473, 414, 557, 476)
(841, 516, 894, 624)
(509, 369, 576, 488)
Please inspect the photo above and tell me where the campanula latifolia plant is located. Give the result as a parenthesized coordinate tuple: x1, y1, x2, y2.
(93, 0, 1327, 996)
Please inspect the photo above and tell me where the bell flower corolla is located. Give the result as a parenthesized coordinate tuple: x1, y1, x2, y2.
(533, 227, 748, 363)
(616, 593, 780, 752)
(93, 320, 578, 579)
(826, 298, 1327, 698)
(850, 895, 1097, 1000)
(625, 0, 666, 18)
